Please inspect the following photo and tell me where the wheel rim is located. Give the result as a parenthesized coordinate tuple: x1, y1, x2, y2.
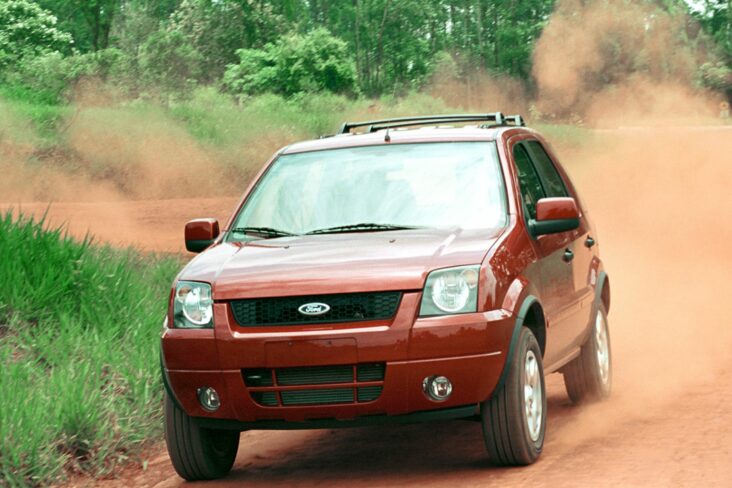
(594, 311, 610, 385)
(523, 350, 543, 442)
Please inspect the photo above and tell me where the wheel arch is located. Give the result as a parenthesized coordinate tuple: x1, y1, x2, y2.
(493, 294, 547, 394)
(598, 271, 610, 312)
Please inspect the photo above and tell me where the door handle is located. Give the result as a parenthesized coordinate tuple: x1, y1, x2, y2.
(562, 248, 574, 263)
(585, 236, 596, 248)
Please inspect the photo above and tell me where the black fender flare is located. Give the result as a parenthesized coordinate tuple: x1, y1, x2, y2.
(595, 270, 609, 312)
(160, 347, 185, 411)
(584, 270, 609, 335)
(492, 294, 540, 396)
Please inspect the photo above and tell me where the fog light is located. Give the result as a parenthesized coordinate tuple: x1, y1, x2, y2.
(197, 386, 220, 412)
(422, 375, 453, 401)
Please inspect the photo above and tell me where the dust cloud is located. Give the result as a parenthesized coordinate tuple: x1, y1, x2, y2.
(552, 126, 732, 446)
(527, 0, 732, 445)
(0, 84, 246, 249)
(532, 0, 724, 123)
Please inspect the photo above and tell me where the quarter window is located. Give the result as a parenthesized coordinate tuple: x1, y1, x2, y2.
(526, 141, 568, 198)
(513, 144, 546, 220)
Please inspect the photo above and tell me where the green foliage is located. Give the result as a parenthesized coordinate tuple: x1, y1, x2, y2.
(168, 0, 286, 80)
(4, 0, 731, 100)
(692, 0, 731, 63)
(37, 0, 120, 52)
(7, 48, 132, 102)
(0, 84, 68, 141)
(224, 28, 357, 97)
(139, 29, 203, 92)
(698, 61, 732, 91)
(0, 0, 72, 67)
(0, 212, 178, 486)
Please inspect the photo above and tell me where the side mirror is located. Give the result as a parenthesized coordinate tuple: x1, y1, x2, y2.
(528, 197, 580, 237)
(185, 218, 220, 253)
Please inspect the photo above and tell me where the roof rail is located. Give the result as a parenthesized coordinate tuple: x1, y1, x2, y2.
(338, 112, 525, 134)
(504, 114, 525, 127)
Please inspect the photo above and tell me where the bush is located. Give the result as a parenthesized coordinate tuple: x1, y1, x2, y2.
(698, 61, 732, 92)
(0, 212, 178, 486)
(7, 48, 133, 103)
(224, 28, 357, 97)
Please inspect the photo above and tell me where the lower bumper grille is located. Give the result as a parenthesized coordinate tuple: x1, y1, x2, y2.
(243, 363, 385, 407)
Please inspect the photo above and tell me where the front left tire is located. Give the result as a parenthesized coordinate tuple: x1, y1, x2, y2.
(164, 393, 240, 481)
(481, 326, 547, 465)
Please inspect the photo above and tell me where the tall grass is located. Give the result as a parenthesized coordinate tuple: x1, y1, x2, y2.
(0, 212, 178, 487)
(0, 85, 69, 144)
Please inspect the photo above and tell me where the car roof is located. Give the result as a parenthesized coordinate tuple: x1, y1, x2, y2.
(281, 126, 532, 155)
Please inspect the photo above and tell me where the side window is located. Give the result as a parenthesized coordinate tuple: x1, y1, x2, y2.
(526, 141, 568, 198)
(513, 144, 546, 220)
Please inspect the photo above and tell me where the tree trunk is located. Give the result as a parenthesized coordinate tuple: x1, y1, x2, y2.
(376, 0, 392, 89)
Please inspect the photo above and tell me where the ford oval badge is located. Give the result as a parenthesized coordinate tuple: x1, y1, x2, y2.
(298, 302, 331, 316)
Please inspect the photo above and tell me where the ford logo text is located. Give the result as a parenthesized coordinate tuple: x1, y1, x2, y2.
(298, 302, 331, 316)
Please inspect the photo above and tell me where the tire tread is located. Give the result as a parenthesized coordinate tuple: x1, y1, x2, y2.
(164, 393, 240, 481)
(481, 327, 545, 466)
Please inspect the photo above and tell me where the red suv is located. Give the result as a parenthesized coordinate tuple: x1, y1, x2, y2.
(161, 113, 612, 480)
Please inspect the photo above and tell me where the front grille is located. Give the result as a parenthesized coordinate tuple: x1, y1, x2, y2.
(243, 363, 385, 407)
(230, 292, 402, 327)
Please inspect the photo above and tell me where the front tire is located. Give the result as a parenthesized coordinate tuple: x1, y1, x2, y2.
(481, 327, 546, 465)
(563, 304, 612, 403)
(164, 393, 240, 481)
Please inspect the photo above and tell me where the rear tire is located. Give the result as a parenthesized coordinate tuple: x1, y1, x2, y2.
(563, 304, 612, 404)
(164, 393, 240, 481)
(481, 327, 546, 465)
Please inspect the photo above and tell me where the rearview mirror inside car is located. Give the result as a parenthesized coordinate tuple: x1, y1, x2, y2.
(185, 218, 220, 253)
(528, 197, 580, 237)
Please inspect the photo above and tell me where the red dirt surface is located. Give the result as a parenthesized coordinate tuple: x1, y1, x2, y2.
(2, 198, 240, 254)
(11, 126, 732, 487)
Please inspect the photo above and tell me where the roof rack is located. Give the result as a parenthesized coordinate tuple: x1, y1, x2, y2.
(338, 113, 525, 134)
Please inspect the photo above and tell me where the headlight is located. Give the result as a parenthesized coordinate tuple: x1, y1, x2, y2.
(419, 265, 480, 316)
(173, 281, 213, 328)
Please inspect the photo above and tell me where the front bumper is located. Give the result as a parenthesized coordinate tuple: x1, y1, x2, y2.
(161, 292, 515, 425)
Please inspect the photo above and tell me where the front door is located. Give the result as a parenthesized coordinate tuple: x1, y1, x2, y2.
(512, 141, 581, 366)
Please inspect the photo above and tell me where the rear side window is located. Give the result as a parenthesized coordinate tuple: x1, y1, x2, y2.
(526, 141, 568, 198)
(513, 144, 546, 220)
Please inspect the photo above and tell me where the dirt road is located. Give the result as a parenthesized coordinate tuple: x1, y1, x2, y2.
(2, 198, 240, 254)
(12, 126, 732, 487)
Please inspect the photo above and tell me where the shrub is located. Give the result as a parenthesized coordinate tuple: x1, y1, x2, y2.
(224, 28, 357, 97)
(698, 61, 732, 92)
(7, 48, 132, 103)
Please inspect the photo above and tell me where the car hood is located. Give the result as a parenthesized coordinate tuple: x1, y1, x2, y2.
(179, 227, 504, 300)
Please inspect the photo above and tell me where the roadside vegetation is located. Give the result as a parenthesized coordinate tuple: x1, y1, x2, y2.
(0, 212, 179, 486)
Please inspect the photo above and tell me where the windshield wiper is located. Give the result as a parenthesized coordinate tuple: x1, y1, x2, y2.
(307, 223, 423, 235)
(230, 226, 297, 239)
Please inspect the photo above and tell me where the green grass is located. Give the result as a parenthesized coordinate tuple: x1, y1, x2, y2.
(0, 212, 179, 487)
(0, 85, 70, 144)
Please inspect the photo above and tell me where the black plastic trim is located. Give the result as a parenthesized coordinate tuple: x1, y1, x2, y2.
(192, 404, 480, 431)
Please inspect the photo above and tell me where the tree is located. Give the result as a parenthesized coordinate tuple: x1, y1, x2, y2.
(169, 0, 286, 80)
(38, 0, 120, 51)
(139, 29, 203, 91)
(0, 0, 72, 66)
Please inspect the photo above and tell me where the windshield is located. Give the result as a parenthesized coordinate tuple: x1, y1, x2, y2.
(230, 142, 507, 237)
